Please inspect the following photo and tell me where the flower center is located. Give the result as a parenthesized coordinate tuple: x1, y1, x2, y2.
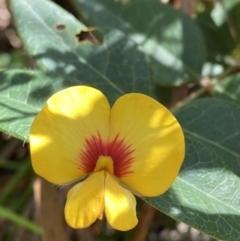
(93, 156, 114, 175)
(79, 132, 134, 177)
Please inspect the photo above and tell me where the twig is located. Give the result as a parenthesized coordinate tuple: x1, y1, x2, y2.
(132, 203, 156, 241)
(36, 178, 68, 241)
(170, 87, 207, 113)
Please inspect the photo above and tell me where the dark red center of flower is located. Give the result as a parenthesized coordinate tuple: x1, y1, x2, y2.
(79, 133, 134, 177)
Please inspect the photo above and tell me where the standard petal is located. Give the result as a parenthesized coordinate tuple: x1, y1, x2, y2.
(65, 171, 104, 228)
(104, 173, 138, 231)
(30, 86, 110, 184)
(109, 93, 185, 196)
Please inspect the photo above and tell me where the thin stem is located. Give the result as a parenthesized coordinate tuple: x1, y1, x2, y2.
(170, 87, 207, 113)
(170, 63, 239, 113)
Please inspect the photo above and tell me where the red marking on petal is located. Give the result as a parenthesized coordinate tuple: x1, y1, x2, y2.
(79, 133, 134, 177)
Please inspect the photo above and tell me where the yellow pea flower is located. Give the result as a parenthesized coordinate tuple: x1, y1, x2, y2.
(30, 86, 185, 231)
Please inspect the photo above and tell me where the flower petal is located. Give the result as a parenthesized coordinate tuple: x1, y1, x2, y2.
(109, 93, 185, 196)
(104, 173, 138, 231)
(30, 86, 110, 184)
(65, 171, 104, 228)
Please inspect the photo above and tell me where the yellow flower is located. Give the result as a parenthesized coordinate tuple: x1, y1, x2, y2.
(30, 86, 185, 231)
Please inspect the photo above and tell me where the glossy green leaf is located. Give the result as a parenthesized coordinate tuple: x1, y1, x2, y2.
(0, 69, 61, 140)
(10, 0, 151, 104)
(214, 73, 240, 104)
(6, 0, 152, 140)
(70, 0, 205, 86)
(144, 98, 240, 241)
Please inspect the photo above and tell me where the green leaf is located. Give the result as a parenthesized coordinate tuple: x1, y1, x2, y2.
(214, 73, 240, 104)
(10, 0, 151, 105)
(0, 69, 61, 140)
(196, 10, 229, 62)
(6, 0, 152, 140)
(70, 0, 205, 86)
(144, 98, 240, 241)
